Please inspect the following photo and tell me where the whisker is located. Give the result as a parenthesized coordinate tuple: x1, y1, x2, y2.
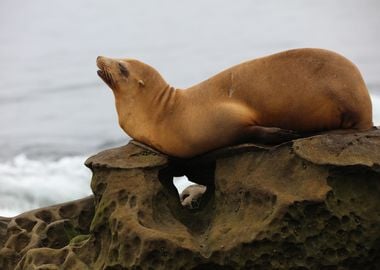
(108, 73, 115, 88)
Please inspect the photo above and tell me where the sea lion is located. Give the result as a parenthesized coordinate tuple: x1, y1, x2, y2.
(180, 185, 207, 209)
(96, 48, 373, 158)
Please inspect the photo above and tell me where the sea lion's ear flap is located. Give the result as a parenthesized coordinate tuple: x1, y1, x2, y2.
(138, 80, 145, 87)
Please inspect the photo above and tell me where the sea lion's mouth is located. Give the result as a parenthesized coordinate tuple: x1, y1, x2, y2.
(97, 69, 105, 80)
(97, 69, 114, 88)
(97, 56, 116, 89)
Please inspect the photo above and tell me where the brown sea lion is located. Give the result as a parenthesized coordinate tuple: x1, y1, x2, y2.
(96, 48, 373, 158)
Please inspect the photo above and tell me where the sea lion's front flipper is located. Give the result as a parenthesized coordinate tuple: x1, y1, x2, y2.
(243, 126, 302, 145)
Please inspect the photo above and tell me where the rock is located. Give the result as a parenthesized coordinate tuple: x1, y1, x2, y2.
(1, 130, 380, 269)
(0, 217, 10, 249)
(180, 184, 207, 209)
(0, 196, 94, 269)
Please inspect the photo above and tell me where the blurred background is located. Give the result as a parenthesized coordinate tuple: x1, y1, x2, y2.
(0, 0, 379, 216)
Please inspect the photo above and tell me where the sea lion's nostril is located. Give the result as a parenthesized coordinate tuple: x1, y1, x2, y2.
(96, 56, 105, 69)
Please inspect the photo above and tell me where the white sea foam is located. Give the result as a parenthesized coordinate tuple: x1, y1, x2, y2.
(0, 155, 92, 217)
(372, 94, 380, 125)
(0, 154, 197, 217)
(174, 176, 197, 195)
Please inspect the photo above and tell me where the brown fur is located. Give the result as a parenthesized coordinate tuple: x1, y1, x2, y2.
(96, 48, 373, 158)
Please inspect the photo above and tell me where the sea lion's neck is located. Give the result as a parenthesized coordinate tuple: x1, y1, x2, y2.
(148, 84, 184, 132)
(116, 83, 182, 147)
(152, 84, 179, 112)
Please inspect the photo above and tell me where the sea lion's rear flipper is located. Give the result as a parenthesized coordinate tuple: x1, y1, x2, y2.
(243, 126, 302, 145)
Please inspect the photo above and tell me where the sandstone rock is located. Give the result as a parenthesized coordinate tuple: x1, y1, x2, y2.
(0, 196, 94, 269)
(0, 217, 10, 249)
(1, 130, 379, 269)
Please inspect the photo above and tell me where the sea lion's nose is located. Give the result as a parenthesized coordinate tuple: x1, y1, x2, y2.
(96, 56, 106, 68)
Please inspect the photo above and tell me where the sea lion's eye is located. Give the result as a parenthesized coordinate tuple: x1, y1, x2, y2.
(118, 63, 129, 77)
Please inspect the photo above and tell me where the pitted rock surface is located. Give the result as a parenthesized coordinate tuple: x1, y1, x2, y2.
(0, 130, 379, 269)
(0, 196, 94, 269)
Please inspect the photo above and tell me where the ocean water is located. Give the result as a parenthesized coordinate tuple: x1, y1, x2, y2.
(0, 0, 379, 217)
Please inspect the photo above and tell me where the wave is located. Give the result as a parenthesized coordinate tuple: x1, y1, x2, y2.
(0, 154, 92, 217)
(372, 94, 380, 126)
(0, 154, 196, 217)
(174, 176, 197, 195)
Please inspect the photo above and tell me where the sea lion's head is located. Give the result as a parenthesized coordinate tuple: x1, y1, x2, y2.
(96, 56, 170, 141)
(96, 56, 167, 98)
